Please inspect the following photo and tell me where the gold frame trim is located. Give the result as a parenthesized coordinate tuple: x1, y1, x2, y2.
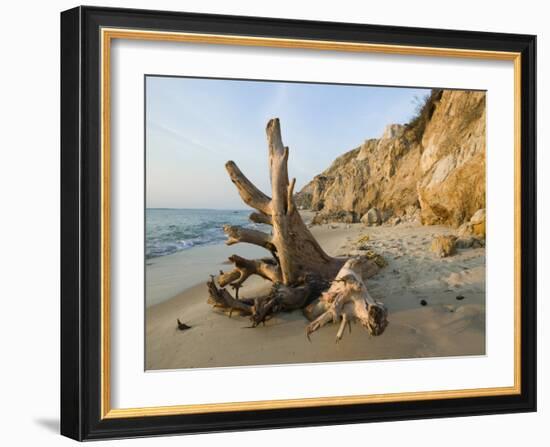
(100, 28, 522, 419)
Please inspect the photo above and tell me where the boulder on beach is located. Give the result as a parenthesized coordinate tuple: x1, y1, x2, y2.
(431, 235, 457, 258)
(391, 216, 401, 226)
(470, 208, 486, 238)
(361, 208, 381, 226)
(455, 236, 485, 249)
(312, 210, 357, 225)
(457, 208, 486, 239)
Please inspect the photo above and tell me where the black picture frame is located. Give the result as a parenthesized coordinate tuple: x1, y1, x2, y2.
(61, 5, 536, 441)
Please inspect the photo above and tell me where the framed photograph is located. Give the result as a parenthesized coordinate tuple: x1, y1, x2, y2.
(60, 6, 536, 441)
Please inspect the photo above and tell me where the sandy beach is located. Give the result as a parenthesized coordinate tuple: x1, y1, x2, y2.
(146, 213, 485, 370)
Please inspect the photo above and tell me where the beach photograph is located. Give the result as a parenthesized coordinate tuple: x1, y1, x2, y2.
(145, 76, 486, 370)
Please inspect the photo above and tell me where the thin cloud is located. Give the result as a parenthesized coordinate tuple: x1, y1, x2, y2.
(147, 120, 224, 159)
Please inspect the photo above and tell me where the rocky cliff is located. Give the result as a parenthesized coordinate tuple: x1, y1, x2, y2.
(295, 89, 486, 227)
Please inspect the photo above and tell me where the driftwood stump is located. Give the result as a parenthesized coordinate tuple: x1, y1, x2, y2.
(303, 258, 388, 342)
(207, 118, 388, 339)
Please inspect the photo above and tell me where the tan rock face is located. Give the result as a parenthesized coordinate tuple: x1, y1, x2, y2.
(295, 90, 486, 228)
(295, 124, 423, 221)
(417, 91, 486, 226)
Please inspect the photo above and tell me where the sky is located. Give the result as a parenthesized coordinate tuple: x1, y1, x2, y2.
(145, 76, 430, 209)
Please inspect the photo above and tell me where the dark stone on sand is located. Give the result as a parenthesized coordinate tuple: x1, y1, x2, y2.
(456, 295, 465, 301)
(177, 318, 192, 331)
(420, 299, 427, 306)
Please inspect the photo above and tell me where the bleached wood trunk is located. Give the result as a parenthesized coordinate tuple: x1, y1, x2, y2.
(221, 118, 345, 287)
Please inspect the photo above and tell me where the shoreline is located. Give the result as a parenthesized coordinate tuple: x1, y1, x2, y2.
(146, 242, 267, 307)
(146, 219, 485, 370)
(145, 211, 317, 307)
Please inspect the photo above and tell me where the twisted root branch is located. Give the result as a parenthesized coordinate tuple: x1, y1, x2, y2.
(304, 258, 388, 342)
(207, 274, 331, 327)
(218, 255, 281, 288)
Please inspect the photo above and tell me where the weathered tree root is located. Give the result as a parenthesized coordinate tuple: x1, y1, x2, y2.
(207, 274, 330, 327)
(303, 258, 388, 342)
(205, 118, 388, 339)
(218, 255, 281, 288)
(207, 276, 253, 316)
(219, 118, 345, 289)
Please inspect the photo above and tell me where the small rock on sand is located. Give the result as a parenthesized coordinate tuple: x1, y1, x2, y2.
(431, 235, 457, 258)
(356, 234, 370, 244)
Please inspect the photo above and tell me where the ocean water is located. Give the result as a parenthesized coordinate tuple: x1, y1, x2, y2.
(146, 208, 267, 259)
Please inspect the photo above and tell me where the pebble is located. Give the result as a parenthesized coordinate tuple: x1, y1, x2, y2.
(420, 299, 428, 306)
